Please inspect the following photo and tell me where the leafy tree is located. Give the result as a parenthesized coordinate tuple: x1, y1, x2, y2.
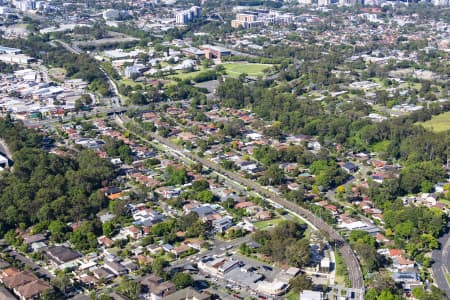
(377, 289, 403, 300)
(166, 166, 188, 185)
(172, 272, 194, 289)
(286, 239, 310, 267)
(196, 190, 215, 203)
(51, 271, 72, 294)
(69, 221, 100, 252)
(259, 164, 284, 186)
(102, 221, 115, 237)
(252, 221, 307, 265)
(48, 220, 68, 242)
(152, 257, 168, 276)
(116, 278, 141, 300)
(289, 274, 312, 293)
(0, 140, 114, 237)
(192, 180, 209, 192)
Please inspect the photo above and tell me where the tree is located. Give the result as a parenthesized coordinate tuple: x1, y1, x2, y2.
(260, 164, 284, 186)
(51, 271, 72, 294)
(40, 289, 61, 300)
(377, 289, 403, 300)
(69, 221, 99, 252)
(102, 221, 115, 237)
(394, 221, 414, 241)
(192, 180, 209, 192)
(172, 272, 193, 289)
(286, 239, 310, 268)
(263, 121, 283, 139)
(365, 289, 379, 300)
(116, 277, 141, 300)
(252, 221, 307, 265)
(289, 274, 312, 293)
(353, 242, 381, 273)
(166, 166, 188, 185)
(336, 185, 346, 195)
(369, 271, 399, 294)
(196, 190, 214, 203)
(48, 220, 68, 243)
(286, 189, 304, 204)
(152, 257, 168, 276)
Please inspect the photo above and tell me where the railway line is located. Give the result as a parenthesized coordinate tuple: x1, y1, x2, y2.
(117, 117, 365, 298)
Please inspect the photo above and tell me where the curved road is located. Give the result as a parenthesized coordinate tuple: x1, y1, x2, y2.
(118, 117, 365, 297)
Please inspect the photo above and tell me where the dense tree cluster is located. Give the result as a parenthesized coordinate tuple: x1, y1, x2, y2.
(0, 116, 42, 152)
(0, 119, 114, 237)
(102, 136, 134, 164)
(251, 221, 310, 267)
(383, 206, 446, 259)
(151, 212, 211, 243)
(348, 230, 384, 274)
(0, 148, 113, 236)
(165, 166, 188, 185)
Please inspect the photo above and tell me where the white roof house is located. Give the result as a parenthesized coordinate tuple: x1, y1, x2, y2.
(300, 290, 324, 300)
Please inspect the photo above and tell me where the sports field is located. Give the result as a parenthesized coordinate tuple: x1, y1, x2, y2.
(417, 111, 450, 133)
(223, 63, 272, 77)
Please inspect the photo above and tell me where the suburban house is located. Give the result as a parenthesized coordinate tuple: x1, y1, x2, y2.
(141, 274, 176, 300)
(342, 162, 358, 173)
(44, 246, 81, 266)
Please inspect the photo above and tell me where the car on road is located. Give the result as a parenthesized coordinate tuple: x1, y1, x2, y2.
(261, 265, 272, 271)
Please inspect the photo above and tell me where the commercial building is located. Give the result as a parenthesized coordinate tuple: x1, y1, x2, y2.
(103, 9, 120, 21)
(199, 45, 232, 60)
(162, 287, 210, 300)
(256, 280, 287, 296)
(231, 11, 293, 28)
(0, 54, 34, 65)
(0, 46, 21, 54)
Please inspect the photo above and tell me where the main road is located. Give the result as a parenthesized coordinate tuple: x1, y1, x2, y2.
(55, 33, 364, 296)
(117, 117, 365, 298)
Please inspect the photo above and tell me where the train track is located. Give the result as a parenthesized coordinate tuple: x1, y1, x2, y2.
(118, 117, 365, 296)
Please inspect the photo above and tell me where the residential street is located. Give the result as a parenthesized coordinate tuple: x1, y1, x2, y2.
(432, 224, 450, 296)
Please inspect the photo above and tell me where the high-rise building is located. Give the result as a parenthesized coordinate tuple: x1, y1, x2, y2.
(231, 13, 259, 28)
(17, 0, 36, 11)
(338, 0, 362, 6)
(317, 0, 331, 6)
(433, 0, 449, 5)
(176, 6, 202, 24)
(190, 6, 201, 18)
(175, 12, 189, 24)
